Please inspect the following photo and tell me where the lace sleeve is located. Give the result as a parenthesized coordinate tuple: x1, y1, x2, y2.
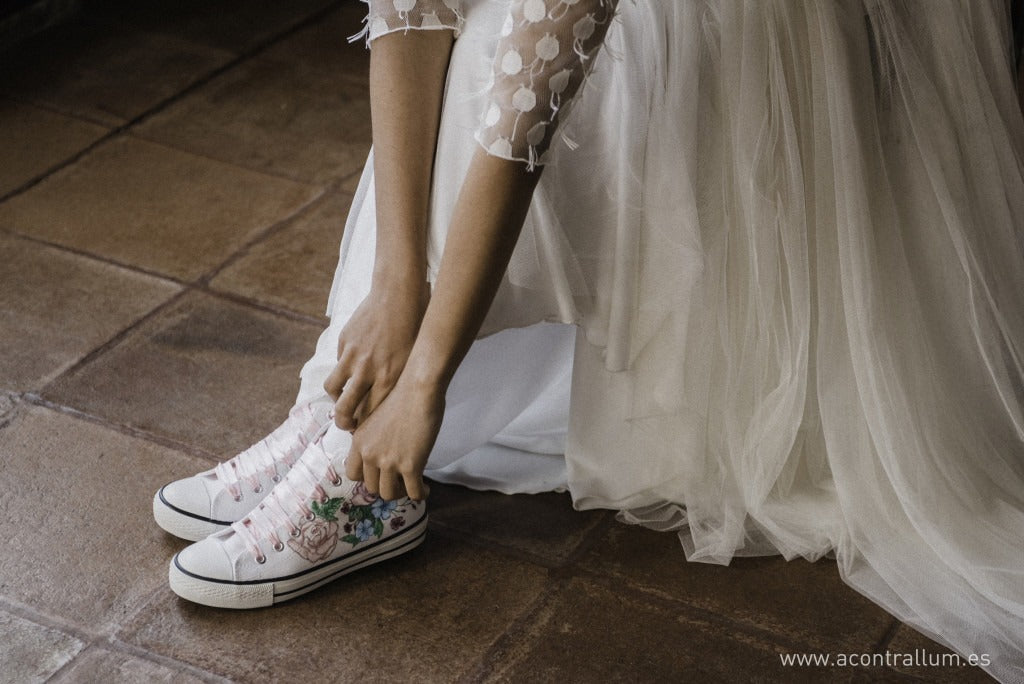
(358, 0, 465, 44)
(476, 0, 618, 168)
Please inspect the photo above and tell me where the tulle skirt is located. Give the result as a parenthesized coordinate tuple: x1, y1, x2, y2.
(300, 0, 1024, 679)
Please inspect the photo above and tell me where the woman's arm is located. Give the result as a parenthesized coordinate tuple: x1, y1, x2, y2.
(346, 0, 617, 501)
(325, 29, 454, 430)
(346, 149, 541, 500)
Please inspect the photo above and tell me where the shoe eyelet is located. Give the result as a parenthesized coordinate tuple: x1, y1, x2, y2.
(233, 495, 242, 502)
(330, 476, 343, 487)
(273, 541, 285, 552)
(255, 554, 266, 564)
(271, 475, 281, 483)
(305, 511, 315, 522)
(290, 527, 301, 538)
(253, 485, 263, 494)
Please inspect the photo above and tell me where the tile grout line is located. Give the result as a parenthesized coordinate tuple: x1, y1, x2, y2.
(0, 228, 191, 286)
(92, 583, 236, 684)
(36, 288, 191, 395)
(559, 514, 905, 659)
(456, 576, 568, 684)
(126, 130, 356, 188)
(0, 93, 120, 130)
(0, 595, 102, 645)
(0, 227, 332, 328)
(88, 639, 234, 684)
(425, 509, 614, 572)
(433, 502, 888, 662)
(194, 178, 341, 286)
(0, 0, 346, 206)
(568, 564, 873, 657)
(199, 285, 329, 327)
(874, 617, 904, 653)
(425, 521, 572, 571)
(20, 394, 220, 462)
(42, 639, 233, 684)
(557, 510, 616, 569)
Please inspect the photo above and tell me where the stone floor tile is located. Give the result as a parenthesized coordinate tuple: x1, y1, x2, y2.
(0, 99, 108, 196)
(480, 577, 907, 684)
(119, 536, 546, 682)
(427, 482, 610, 565)
(0, 18, 234, 126)
(51, 645, 223, 684)
(81, 0, 336, 55)
(43, 291, 322, 457)
(135, 11, 371, 185)
(209, 190, 351, 319)
(257, 1, 371, 86)
(0, 136, 318, 281)
(579, 523, 893, 653)
(339, 170, 363, 194)
(0, 396, 15, 422)
(885, 625, 993, 682)
(0, 609, 86, 684)
(0, 234, 180, 392)
(0, 406, 213, 632)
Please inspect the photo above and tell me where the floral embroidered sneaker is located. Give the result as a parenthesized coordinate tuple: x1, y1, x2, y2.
(152, 399, 332, 542)
(168, 427, 427, 609)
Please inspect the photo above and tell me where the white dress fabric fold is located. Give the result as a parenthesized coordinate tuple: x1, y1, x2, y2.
(303, 0, 1024, 679)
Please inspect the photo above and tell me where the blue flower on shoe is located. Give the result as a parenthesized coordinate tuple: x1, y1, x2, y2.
(355, 519, 375, 542)
(371, 498, 398, 520)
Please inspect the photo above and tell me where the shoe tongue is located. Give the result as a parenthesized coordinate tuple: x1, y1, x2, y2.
(321, 424, 353, 457)
(222, 522, 254, 559)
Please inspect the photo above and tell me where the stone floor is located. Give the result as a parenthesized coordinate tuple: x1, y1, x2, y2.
(0, 1, 995, 682)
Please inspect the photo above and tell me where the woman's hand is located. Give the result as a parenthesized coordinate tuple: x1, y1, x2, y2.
(346, 375, 444, 501)
(323, 283, 429, 431)
(341, 151, 543, 499)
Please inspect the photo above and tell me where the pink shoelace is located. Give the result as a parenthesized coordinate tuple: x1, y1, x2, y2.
(231, 427, 345, 564)
(213, 402, 323, 502)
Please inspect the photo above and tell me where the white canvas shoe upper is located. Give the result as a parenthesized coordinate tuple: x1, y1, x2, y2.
(154, 400, 332, 540)
(169, 427, 427, 608)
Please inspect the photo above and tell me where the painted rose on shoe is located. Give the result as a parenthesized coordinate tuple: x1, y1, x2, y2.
(289, 490, 418, 558)
(288, 497, 343, 562)
(169, 434, 429, 609)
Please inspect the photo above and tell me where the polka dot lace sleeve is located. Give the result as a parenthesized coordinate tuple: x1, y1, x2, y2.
(477, 0, 618, 168)
(357, 0, 465, 44)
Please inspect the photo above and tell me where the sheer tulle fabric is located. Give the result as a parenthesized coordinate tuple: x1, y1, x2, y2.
(548, 2, 1024, 678)
(316, 0, 1024, 679)
(359, 0, 617, 165)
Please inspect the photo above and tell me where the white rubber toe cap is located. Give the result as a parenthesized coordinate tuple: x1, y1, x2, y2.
(174, 535, 237, 582)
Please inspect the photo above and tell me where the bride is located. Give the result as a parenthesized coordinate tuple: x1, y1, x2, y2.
(153, 1, 1024, 680)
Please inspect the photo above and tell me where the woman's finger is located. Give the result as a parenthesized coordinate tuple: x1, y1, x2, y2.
(362, 462, 380, 495)
(345, 443, 364, 482)
(403, 472, 427, 501)
(378, 470, 406, 501)
(334, 377, 372, 431)
(362, 381, 390, 418)
(323, 359, 351, 401)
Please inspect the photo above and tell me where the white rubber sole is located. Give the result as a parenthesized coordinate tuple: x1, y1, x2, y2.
(152, 489, 230, 542)
(168, 514, 429, 609)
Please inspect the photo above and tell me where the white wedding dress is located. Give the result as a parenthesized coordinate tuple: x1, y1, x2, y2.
(295, 1, 1024, 680)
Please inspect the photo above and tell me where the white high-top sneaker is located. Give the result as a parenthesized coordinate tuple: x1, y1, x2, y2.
(153, 400, 332, 542)
(168, 426, 428, 609)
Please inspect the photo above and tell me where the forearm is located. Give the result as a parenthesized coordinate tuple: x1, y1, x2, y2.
(402, 148, 542, 392)
(326, 30, 455, 427)
(369, 30, 454, 294)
